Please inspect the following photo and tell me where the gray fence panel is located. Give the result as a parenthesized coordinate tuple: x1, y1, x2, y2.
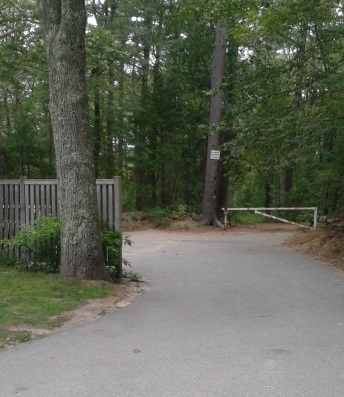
(0, 177, 121, 241)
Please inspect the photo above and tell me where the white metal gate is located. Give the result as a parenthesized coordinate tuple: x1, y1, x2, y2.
(222, 207, 317, 230)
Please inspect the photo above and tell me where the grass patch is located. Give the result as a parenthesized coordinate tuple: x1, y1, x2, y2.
(0, 266, 114, 349)
(0, 328, 33, 346)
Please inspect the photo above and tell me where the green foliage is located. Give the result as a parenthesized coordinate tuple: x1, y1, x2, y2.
(231, 171, 266, 208)
(170, 204, 189, 219)
(2, 218, 61, 273)
(2, 218, 131, 279)
(142, 207, 171, 227)
(230, 211, 266, 225)
(0, 252, 24, 270)
(2, 0, 344, 217)
(100, 230, 132, 280)
(122, 270, 142, 282)
(0, 0, 54, 179)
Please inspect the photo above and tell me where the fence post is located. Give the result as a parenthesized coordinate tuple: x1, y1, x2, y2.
(313, 207, 318, 229)
(114, 176, 122, 279)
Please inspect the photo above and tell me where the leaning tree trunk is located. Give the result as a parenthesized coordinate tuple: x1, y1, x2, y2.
(201, 22, 227, 227)
(37, 0, 109, 280)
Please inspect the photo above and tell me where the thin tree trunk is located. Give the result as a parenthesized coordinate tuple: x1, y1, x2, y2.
(90, 62, 103, 179)
(104, 63, 115, 178)
(93, 70, 102, 178)
(104, 1, 116, 178)
(37, 0, 109, 280)
(284, 24, 307, 204)
(135, 18, 151, 210)
(201, 22, 227, 227)
(117, 59, 126, 172)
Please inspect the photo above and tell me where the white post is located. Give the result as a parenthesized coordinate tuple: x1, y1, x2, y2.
(313, 207, 317, 229)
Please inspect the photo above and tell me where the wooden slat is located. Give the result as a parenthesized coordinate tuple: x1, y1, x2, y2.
(4, 185, 9, 239)
(51, 184, 57, 217)
(29, 184, 35, 224)
(35, 184, 40, 220)
(96, 184, 101, 219)
(24, 182, 30, 226)
(40, 184, 46, 217)
(0, 180, 20, 185)
(102, 184, 107, 226)
(14, 183, 20, 257)
(23, 179, 58, 185)
(9, 184, 14, 239)
(0, 184, 4, 240)
(14, 184, 19, 235)
(108, 183, 114, 230)
(9, 184, 15, 254)
(46, 184, 51, 217)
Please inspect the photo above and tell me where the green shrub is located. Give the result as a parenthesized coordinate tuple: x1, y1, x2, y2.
(100, 229, 132, 280)
(0, 252, 24, 269)
(1, 217, 61, 273)
(1, 218, 131, 279)
(142, 207, 171, 227)
(170, 204, 188, 219)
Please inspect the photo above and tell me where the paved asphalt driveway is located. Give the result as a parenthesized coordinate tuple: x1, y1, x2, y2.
(1, 229, 344, 397)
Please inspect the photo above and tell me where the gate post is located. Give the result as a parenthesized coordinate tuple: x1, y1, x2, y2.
(114, 176, 122, 280)
(313, 207, 318, 229)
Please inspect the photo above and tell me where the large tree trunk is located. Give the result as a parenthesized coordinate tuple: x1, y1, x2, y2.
(37, 0, 109, 280)
(201, 23, 227, 227)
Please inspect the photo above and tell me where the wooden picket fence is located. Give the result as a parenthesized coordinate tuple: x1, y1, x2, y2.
(0, 177, 122, 274)
(0, 177, 122, 241)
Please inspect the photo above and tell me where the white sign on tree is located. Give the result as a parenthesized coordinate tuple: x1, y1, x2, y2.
(210, 150, 220, 160)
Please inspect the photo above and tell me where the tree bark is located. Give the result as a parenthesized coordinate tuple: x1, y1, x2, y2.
(37, 0, 109, 280)
(201, 22, 227, 227)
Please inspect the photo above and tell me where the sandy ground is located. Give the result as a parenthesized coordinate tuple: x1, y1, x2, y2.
(51, 279, 146, 333)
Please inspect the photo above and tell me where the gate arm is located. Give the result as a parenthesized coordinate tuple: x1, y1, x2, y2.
(254, 210, 312, 230)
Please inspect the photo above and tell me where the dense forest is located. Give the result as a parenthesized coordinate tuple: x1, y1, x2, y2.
(1, 0, 344, 217)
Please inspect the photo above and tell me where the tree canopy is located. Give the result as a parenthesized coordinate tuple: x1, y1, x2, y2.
(1, 0, 344, 218)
